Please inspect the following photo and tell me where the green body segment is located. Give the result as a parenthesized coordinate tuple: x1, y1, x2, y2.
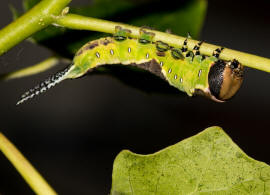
(67, 37, 218, 97)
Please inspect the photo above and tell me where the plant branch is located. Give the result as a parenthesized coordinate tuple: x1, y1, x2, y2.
(0, 56, 62, 81)
(0, 0, 71, 56)
(55, 14, 270, 73)
(0, 132, 57, 195)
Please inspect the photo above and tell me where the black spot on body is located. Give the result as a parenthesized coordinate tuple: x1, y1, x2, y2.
(208, 60, 226, 99)
(86, 41, 99, 50)
(75, 50, 83, 56)
(101, 39, 112, 46)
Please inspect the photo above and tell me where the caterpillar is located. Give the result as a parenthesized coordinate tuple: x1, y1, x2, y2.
(16, 26, 244, 105)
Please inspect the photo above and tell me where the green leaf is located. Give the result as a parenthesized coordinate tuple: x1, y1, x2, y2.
(9, 5, 21, 20)
(129, 0, 207, 39)
(111, 126, 270, 194)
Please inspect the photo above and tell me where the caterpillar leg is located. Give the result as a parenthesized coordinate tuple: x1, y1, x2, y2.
(181, 32, 193, 53)
(113, 26, 131, 41)
(139, 27, 155, 44)
(193, 41, 203, 56)
(181, 39, 188, 52)
(212, 47, 224, 58)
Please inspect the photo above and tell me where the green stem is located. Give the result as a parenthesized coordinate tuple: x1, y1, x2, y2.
(0, 56, 62, 81)
(55, 14, 270, 73)
(0, 0, 71, 56)
(0, 132, 57, 195)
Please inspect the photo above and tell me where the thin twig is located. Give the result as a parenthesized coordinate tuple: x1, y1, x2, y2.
(55, 14, 270, 73)
(0, 132, 57, 195)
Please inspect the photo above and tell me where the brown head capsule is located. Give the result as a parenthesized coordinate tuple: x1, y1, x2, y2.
(207, 59, 244, 102)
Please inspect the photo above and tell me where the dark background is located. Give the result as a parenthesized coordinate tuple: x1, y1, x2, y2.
(0, 0, 270, 194)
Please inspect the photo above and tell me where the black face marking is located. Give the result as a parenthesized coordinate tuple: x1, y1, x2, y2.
(171, 48, 184, 60)
(195, 51, 200, 56)
(208, 60, 226, 99)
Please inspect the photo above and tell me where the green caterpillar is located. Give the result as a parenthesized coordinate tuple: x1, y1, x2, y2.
(16, 26, 244, 105)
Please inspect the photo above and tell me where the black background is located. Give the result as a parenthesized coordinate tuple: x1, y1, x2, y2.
(0, 0, 270, 194)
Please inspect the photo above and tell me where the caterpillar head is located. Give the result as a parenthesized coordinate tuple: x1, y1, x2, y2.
(207, 59, 244, 102)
